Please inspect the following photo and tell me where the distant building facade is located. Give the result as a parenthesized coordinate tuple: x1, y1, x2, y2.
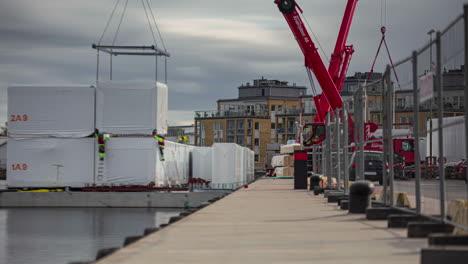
(194, 77, 311, 169)
(167, 125, 195, 145)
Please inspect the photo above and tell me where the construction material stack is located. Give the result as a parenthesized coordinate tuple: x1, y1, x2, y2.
(94, 80, 173, 187)
(271, 154, 294, 177)
(192, 143, 255, 190)
(7, 85, 96, 188)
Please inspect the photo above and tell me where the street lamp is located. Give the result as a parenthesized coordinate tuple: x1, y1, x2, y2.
(427, 29, 436, 174)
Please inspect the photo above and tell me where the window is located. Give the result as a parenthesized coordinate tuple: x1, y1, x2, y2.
(247, 119, 252, 129)
(236, 136, 244, 145)
(254, 154, 259, 162)
(254, 138, 259, 146)
(227, 136, 234, 143)
(271, 123, 275, 129)
(237, 120, 244, 129)
(262, 89, 265, 96)
(227, 120, 235, 130)
(271, 105, 276, 111)
(254, 122, 259, 130)
(402, 140, 414, 152)
(400, 116, 407, 123)
(397, 98, 405, 108)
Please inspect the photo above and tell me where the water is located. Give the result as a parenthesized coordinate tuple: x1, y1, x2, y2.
(0, 206, 182, 264)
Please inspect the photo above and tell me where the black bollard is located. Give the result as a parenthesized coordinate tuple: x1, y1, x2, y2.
(309, 174, 322, 191)
(294, 150, 308, 189)
(348, 180, 374, 213)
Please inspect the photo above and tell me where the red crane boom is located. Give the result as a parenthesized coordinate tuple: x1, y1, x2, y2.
(275, 0, 359, 144)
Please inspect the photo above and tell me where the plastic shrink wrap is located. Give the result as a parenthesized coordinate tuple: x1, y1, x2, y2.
(211, 143, 245, 188)
(164, 141, 193, 186)
(192, 147, 212, 181)
(8, 85, 95, 138)
(280, 144, 301, 154)
(96, 80, 168, 135)
(94, 137, 167, 186)
(7, 138, 95, 187)
(271, 155, 293, 167)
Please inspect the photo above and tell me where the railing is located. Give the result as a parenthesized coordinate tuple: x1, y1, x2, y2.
(195, 110, 270, 119)
(275, 107, 317, 116)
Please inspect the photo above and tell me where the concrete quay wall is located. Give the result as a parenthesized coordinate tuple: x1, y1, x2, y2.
(0, 191, 225, 208)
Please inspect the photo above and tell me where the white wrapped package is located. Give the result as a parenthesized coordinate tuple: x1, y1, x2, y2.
(271, 155, 293, 167)
(192, 147, 212, 181)
(7, 138, 95, 188)
(8, 85, 95, 138)
(164, 141, 193, 186)
(211, 143, 242, 189)
(96, 80, 168, 135)
(95, 137, 166, 186)
(280, 143, 302, 154)
(246, 149, 255, 182)
(274, 167, 293, 177)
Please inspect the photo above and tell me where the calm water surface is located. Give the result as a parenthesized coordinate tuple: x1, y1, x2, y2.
(0, 184, 183, 264)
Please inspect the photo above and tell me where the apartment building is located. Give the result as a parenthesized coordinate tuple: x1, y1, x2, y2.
(194, 77, 309, 169)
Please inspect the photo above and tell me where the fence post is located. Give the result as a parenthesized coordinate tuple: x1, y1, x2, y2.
(336, 108, 341, 190)
(464, 4, 468, 197)
(354, 86, 364, 181)
(343, 102, 349, 194)
(412, 51, 422, 214)
(326, 112, 333, 188)
(436, 31, 447, 220)
(383, 65, 394, 206)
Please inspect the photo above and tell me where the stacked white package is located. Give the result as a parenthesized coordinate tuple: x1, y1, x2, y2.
(192, 147, 212, 182)
(163, 141, 193, 186)
(280, 143, 302, 154)
(211, 143, 242, 188)
(271, 155, 293, 167)
(8, 85, 95, 138)
(7, 138, 95, 188)
(96, 80, 168, 135)
(95, 137, 166, 186)
(246, 148, 255, 183)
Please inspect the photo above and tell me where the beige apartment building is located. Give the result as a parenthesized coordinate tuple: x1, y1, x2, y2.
(194, 77, 312, 169)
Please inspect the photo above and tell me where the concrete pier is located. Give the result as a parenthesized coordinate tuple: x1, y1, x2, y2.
(95, 179, 427, 263)
(0, 191, 225, 208)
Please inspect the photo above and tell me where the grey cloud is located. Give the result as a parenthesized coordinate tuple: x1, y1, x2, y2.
(0, 0, 465, 125)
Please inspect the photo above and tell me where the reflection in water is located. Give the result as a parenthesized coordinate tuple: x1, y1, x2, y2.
(0, 207, 182, 264)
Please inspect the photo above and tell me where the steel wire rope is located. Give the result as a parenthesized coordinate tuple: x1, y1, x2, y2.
(98, 0, 121, 45)
(141, 0, 158, 47)
(302, 13, 330, 63)
(112, 0, 129, 45)
(146, 0, 167, 51)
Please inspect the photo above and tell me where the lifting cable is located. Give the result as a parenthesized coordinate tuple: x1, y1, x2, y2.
(96, 0, 167, 49)
(112, 0, 129, 45)
(365, 0, 401, 89)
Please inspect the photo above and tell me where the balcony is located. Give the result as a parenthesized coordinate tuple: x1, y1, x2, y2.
(195, 110, 269, 119)
(275, 107, 316, 116)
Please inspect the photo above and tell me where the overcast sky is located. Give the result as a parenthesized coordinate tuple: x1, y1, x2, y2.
(0, 0, 466, 126)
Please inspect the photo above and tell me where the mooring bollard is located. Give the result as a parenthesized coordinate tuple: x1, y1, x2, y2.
(309, 174, 322, 191)
(348, 180, 374, 213)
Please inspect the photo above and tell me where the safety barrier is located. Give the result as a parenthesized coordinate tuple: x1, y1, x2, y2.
(312, 7, 468, 234)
